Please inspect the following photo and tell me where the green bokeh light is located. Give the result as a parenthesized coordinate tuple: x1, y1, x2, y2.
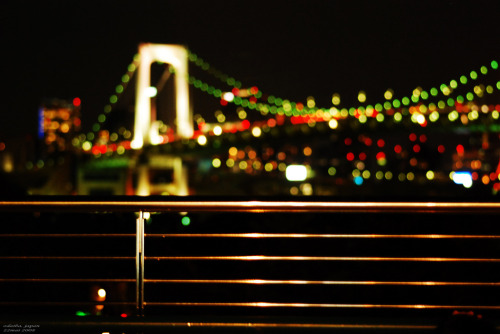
(76, 311, 89, 317)
(181, 216, 191, 226)
(98, 114, 106, 123)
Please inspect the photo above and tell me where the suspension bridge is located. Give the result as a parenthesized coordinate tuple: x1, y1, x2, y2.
(72, 43, 500, 197)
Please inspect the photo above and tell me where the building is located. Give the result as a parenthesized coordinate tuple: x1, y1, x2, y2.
(38, 98, 81, 155)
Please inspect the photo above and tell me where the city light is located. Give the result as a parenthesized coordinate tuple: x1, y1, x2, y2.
(452, 171, 473, 188)
(384, 89, 393, 100)
(328, 119, 338, 129)
(251, 127, 262, 137)
(222, 92, 234, 102)
(212, 158, 221, 168)
(97, 289, 106, 299)
(213, 125, 223, 136)
(286, 165, 307, 181)
(331, 93, 341, 105)
(357, 91, 367, 103)
(197, 135, 207, 146)
(354, 176, 363, 185)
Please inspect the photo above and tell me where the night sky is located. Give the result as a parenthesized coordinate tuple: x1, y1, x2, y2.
(2, 0, 500, 138)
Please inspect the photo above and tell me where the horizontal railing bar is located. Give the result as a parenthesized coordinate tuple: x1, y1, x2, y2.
(5, 255, 496, 263)
(3, 233, 498, 239)
(0, 301, 135, 306)
(146, 233, 500, 239)
(143, 322, 434, 330)
(0, 256, 134, 260)
(3, 278, 497, 286)
(4, 233, 497, 239)
(144, 279, 500, 286)
(1, 320, 437, 331)
(145, 302, 500, 310)
(0, 234, 135, 237)
(0, 278, 135, 283)
(146, 255, 500, 262)
(1, 200, 500, 213)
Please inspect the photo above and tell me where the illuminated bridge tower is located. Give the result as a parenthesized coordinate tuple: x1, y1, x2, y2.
(131, 44, 193, 196)
(131, 43, 193, 148)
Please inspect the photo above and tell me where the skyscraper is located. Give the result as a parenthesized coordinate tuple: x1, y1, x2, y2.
(38, 98, 81, 154)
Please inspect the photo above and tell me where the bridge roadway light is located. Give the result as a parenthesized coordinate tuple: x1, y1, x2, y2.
(145, 86, 158, 98)
(286, 165, 308, 181)
(149, 121, 164, 145)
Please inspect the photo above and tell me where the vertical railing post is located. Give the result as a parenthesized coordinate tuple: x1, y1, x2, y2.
(136, 210, 145, 316)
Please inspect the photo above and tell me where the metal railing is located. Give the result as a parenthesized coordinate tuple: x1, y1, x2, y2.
(1, 199, 500, 331)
